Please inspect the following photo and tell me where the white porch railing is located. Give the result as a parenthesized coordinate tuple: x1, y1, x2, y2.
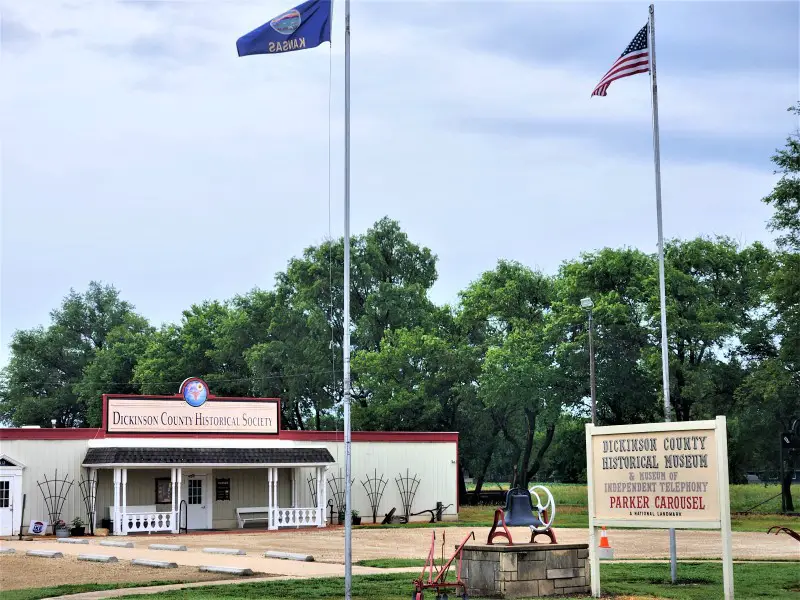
(122, 511, 175, 534)
(275, 507, 321, 528)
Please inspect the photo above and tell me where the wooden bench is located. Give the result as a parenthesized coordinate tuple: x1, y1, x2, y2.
(236, 507, 270, 529)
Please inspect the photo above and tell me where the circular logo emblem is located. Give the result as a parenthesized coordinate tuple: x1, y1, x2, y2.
(270, 9, 301, 35)
(182, 378, 208, 407)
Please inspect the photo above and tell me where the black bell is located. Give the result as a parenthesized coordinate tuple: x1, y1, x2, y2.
(503, 488, 544, 528)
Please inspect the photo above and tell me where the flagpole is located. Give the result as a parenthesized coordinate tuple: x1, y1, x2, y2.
(343, 0, 353, 598)
(648, 2, 677, 584)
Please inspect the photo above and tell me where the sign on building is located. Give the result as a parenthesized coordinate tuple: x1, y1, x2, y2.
(28, 520, 48, 535)
(104, 378, 279, 435)
(585, 417, 733, 599)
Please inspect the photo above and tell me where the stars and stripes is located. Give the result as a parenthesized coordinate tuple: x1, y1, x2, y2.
(591, 24, 649, 97)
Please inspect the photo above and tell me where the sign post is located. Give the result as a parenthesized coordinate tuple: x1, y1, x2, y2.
(585, 416, 733, 599)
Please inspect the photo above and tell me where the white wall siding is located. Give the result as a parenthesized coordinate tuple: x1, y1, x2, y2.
(2, 436, 458, 531)
(211, 467, 269, 529)
(330, 442, 458, 522)
(0, 439, 90, 532)
(292, 442, 457, 522)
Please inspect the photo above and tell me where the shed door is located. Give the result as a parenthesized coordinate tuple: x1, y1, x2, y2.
(0, 477, 14, 536)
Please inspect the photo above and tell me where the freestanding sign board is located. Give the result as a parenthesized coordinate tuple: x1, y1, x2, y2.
(585, 417, 733, 599)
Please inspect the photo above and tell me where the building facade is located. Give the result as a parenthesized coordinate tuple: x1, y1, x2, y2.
(0, 379, 458, 536)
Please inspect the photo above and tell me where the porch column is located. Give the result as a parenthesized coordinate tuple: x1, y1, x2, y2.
(291, 468, 298, 508)
(267, 467, 277, 531)
(170, 468, 177, 533)
(319, 467, 328, 528)
(176, 468, 182, 532)
(112, 468, 120, 536)
(121, 468, 128, 535)
(273, 467, 280, 530)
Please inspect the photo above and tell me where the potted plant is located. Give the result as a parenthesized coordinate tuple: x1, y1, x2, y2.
(54, 519, 70, 538)
(337, 508, 345, 524)
(70, 517, 86, 537)
(351, 510, 361, 526)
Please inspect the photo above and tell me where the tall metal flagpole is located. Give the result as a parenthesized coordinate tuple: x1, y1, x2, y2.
(648, 3, 677, 584)
(343, 0, 353, 598)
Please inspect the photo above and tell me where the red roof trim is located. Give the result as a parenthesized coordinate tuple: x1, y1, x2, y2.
(0, 429, 103, 440)
(0, 428, 458, 443)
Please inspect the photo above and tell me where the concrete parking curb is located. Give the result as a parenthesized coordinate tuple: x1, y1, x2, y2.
(131, 559, 178, 569)
(264, 551, 314, 562)
(198, 566, 254, 576)
(148, 544, 186, 552)
(202, 547, 246, 555)
(100, 541, 135, 549)
(27, 550, 63, 558)
(78, 555, 118, 563)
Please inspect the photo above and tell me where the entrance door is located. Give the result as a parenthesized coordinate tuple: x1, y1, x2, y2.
(0, 477, 13, 536)
(182, 475, 209, 530)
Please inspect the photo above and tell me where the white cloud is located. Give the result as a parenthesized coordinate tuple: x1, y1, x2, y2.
(0, 0, 791, 367)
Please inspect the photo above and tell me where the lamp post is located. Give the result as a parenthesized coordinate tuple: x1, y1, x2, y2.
(581, 297, 597, 425)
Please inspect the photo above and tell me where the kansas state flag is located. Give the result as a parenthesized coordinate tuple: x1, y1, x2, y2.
(237, 0, 332, 56)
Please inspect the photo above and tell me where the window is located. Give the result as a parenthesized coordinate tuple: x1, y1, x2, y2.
(188, 479, 203, 505)
(155, 478, 172, 504)
(0, 481, 9, 508)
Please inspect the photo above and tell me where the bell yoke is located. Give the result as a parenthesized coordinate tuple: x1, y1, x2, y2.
(487, 485, 558, 545)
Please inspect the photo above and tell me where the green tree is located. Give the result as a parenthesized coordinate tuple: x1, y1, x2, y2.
(132, 301, 238, 395)
(0, 282, 147, 426)
(75, 316, 154, 426)
(352, 324, 479, 432)
(762, 103, 800, 378)
(247, 217, 441, 430)
(735, 104, 800, 506)
(459, 261, 578, 487)
(479, 325, 582, 486)
(214, 289, 278, 397)
(655, 237, 773, 422)
(763, 103, 800, 251)
(553, 248, 659, 425)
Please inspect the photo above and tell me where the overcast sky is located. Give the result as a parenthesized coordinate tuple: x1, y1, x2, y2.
(1, 0, 798, 368)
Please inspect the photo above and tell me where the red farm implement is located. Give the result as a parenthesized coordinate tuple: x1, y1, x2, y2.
(412, 530, 475, 600)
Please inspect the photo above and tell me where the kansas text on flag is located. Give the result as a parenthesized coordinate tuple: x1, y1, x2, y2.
(237, 0, 332, 56)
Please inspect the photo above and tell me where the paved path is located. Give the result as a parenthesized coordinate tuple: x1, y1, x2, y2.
(114, 526, 800, 562)
(0, 539, 395, 578)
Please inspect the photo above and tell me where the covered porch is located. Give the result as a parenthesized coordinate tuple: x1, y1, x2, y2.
(82, 447, 335, 535)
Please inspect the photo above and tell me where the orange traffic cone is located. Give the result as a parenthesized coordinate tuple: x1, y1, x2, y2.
(599, 527, 610, 548)
(598, 527, 614, 559)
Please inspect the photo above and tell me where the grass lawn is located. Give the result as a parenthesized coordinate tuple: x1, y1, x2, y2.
(466, 483, 788, 513)
(3, 581, 202, 600)
(445, 505, 799, 532)
(364, 504, 797, 532)
(19, 563, 795, 600)
(365, 484, 797, 532)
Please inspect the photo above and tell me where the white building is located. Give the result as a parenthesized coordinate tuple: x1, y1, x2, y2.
(0, 379, 459, 536)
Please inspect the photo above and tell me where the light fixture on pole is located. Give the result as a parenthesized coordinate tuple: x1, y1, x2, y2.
(580, 297, 597, 425)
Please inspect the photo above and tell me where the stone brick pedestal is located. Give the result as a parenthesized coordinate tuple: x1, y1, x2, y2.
(460, 543, 590, 598)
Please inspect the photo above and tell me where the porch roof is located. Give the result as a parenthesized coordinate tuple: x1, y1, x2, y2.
(82, 447, 335, 467)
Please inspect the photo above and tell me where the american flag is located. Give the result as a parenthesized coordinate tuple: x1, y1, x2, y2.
(592, 24, 649, 97)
